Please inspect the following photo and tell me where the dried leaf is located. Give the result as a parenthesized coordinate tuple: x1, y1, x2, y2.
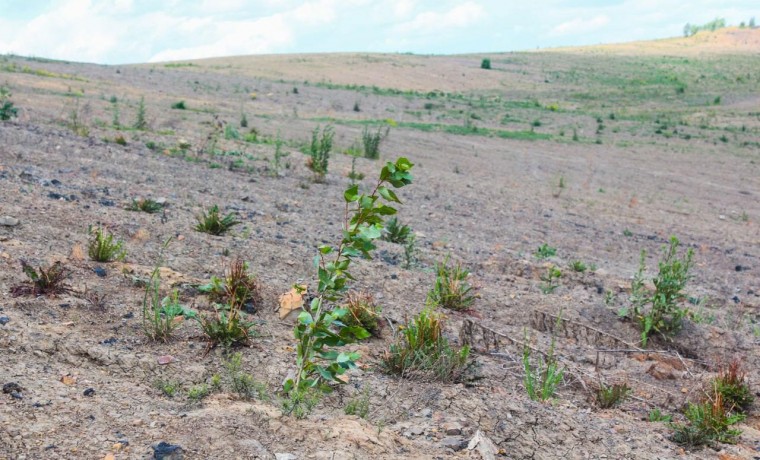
(279, 285, 306, 319)
(69, 244, 85, 261)
(60, 375, 76, 385)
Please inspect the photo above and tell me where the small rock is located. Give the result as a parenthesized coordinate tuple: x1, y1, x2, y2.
(3, 382, 22, 394)
(441, 437, 467, 451)
(0, 216, 19, 226)
(83, 388, 96, 397)
(132, 419, 144, 427)
(99, 199, 115, 207)
(93, 267, 107, 277)
(157, 355, 174, 365)
(420, 408, 433, 418)
(442, 422, 462, 436)
(732, 296, 740, 304)
(275, 454, 296, 460)
(0, 316, 10, 325)
(155, 197, 167, 205)
(10, 391, 23, 400)
(48, 192, 66, 200)
(153, 442, 183, 460)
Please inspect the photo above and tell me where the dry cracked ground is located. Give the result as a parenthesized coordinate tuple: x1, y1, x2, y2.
(1, 28, 760, 459)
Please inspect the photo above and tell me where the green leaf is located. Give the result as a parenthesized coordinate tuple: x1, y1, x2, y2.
(298, 311, 314, 325)
(318, 245, 333, 255)
(344, 184, 360, 202)
(336, 352, 351, 363)
(377, 186, 401, 204)
(375, 204, 397, 215)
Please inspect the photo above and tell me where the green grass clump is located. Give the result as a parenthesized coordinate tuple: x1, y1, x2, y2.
(171, 100, 186, 110)
(381, 308, 471, 382)
(648, 408, 672, 422)
(534, 243, 557, 259)
(523, 334, 563, 402)
(427, 256, 476, 311)
(671, 392, 744, 448)
(195, 205, 240, 235)
(126, 198, 164, 214)
(187, 384, 210, 402)
(344, 386, 371, 418)
(569, 260, 587, 272)
(361, 125, 388, 160)
(596, 383, 631, 408)
(714, 360, 754, 414)
(88, 225, 126, 262)
(224, 353, 268, 400)
(381, 217, 412, 244)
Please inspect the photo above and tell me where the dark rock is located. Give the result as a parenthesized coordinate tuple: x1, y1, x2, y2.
(83, 388, 96, 397)
(440, 436, 467, 451)
(3, 382, 22, 394)
(153, 441, 183, 460)
(101, 337, 118, 345)
(93, 267, 107, 277)
(735, 265, 749, 272)
(51, 179, 62, 186)
(0, 316, 9, 325)
(99, 199, 115, 207)
(47, 192, 66, 201)
(732, 296, 740, 304)
(390, 273, 398, 280)
(123, 312, 134, 319)
(10, 391, 23, 400)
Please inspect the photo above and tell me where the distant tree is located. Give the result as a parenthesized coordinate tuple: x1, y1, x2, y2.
(750, 17, 756, 28)
(683, 23, 691, 37)
(480, 58, 491, 70)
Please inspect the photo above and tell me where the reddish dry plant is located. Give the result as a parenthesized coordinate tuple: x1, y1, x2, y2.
(343, 291, 382, 337)
(11, 260, 70, 297)
(714, 359, 754, 413)
(223, 258, 263, 312)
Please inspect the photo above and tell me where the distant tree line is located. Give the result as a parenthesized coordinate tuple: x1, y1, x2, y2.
(683, 17, 756, 37)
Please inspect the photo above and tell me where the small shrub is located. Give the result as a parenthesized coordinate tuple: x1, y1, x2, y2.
(224, 124, 240, 140)
(343, 291, 382, 337)
(381, 308, 471, 382)
(569, 260, 587, 272)
(382, 217, 411, 244)
(306, 125, 334, 178)
(282, 387, 322, 419)
(361, 126, 389, 160)
(480, 58, 491, 70)
(171, 100, 186, 110)
(403, 234, 418, 269)
(534, 243, 557, 259)
(427, 256, 476, 311)
(187, 384, 210, 402)
(142, 241, 178, 342)
(240, 112, 248, 128)
(353, 101, 361, 112)
(88, 225, 126, 262)
(539, 265, 561, 294)
(195, 205, 240, 235)
(113, 134, 127, 146)
(126, 198, 164, 214)
(531, 119, 542, 127)
(671, 392, 744, 448)
(155, 379, 180, 398)
(0, 86, 18, 120)
(596, 383, 631, 408)
(628, 236, 693, 346)
(133, 96, 148, 130)
(714, 359, 753, 414)
(11, 260, 70, 297)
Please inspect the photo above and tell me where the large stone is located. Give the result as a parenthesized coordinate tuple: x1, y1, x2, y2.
(0, 216, 19, 226)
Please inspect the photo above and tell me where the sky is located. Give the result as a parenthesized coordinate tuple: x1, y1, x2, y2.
(0, 0, 757, 64)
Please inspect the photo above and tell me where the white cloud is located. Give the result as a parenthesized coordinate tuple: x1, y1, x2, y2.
(549, 14, 610, 37)
(393, 2, 484, 36)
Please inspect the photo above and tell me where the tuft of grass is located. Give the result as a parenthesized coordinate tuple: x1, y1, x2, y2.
(671, 392, 744, 448)
(305, 125, 334, 178)
(195, 205, 240, 236)
(142, 242, 179, 342)
(539, 265, 562, 294)
(361, 125, 388, 160)
(596, 383, 631, 408)
(569, 260, 587, 272)
(426, 256, 476, 311)
(648, 408, 672, 422)
(155, 379, 180, 397)
(534, 243, 557, 259)
(344, 386, 371, 418)
(281, 387, 322, 419)
(126, 198, 164, 214)
(402, 234, 418, 269)
(713, 359, 753, 414)
(523, 332, 564, 402)
(381, 308, 471, 382)
(88, 225, 126, 262)
(171, 100, 186, 110)
(198, 258, 262, 312)
(343, 291, 382, 337)
(11, 260, 70, 297)
(381, 217, 412, 244)
(224, 352, 268, 400)
(187, 384, 210, 402)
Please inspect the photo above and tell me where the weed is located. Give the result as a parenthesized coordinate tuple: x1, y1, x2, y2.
(403, 234, 418, 269)
(88, 225, 126, 262)
(198, 258, 262, 312)
(142, 239, 178, 342)
(155, 379, 180, 397)
(381, 308, 471, 382)
(361, 126, 389, 160)
(159, 289, 196, 319)
(224, 124, 240, 140)
(714, 359, 753, 414)
(628, 236, 693, 346)
(480, 58, 491, 70)
(284, 158, 413, 402)
(240, 112, 248, 127)
(195, 205, 240, 235)
(596, 383, 631, 408)
(569, 260, 587, 272)
(671, 392, 744, 448)
(0, 86, 18, 120)
(126, 198, 164, 214)
(113, 134, 127, 146)
(648, 408, 672, 422)
(343, 291, 382, 337)
(353, 101, 361, 112)
(171, 100, 186, 110)
(531, 119, 542, 127)
(539, 265, 562, 294)
(572, 129, 579, 141)
(306, 125, 334, 178)
(133, 96, 147, 130)
(623, 229, 633, 237)
(534, 243, 557, 259)
(270, 133, 289, 175)
(224, 353, 268, 399)
(81, 286, 108, 310)
(382, 217, 412, 244)
(281, 387, 322, 419)
(187, 384, 210, 402)
(345, 386, 371, 418)
(427, 256, 476, 311)
(523, 327, 564, 402)
(347, 155, 364, 183)
(66, 99, 89, 136)
(210, 374, 223, 392)
(11, 260, 70, 297)
(605, 291, 617, 307)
